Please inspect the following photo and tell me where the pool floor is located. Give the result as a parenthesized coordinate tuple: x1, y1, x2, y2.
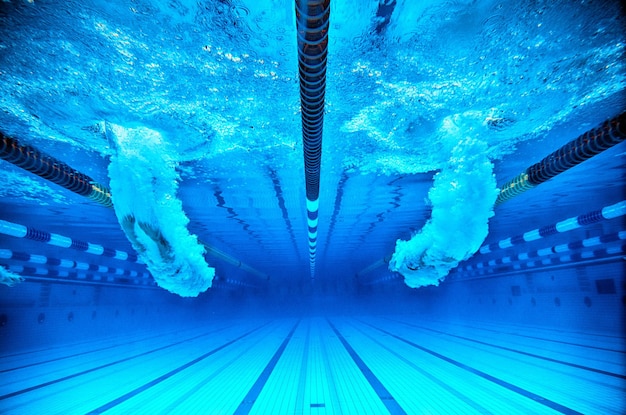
(1, 316, 623, 414)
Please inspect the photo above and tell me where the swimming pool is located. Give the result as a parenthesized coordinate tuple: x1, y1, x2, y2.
(1, 0, 624, 413)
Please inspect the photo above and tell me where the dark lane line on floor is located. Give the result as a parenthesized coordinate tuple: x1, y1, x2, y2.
(387, 318, 626, 380)
(0, 325, 229, 374)
(327, 319, 407, 415)
(319, 323, 343, 410)
(233, 320, 300, 414)
(350, 321, 491, 414)
(0, 323, 264, 402)
(86, 322, 271, 414)
(159, 321, 288, 413)
(364, 321, 583, 415)
(404, 318, 625, 354)
(295, 321, 311, 411)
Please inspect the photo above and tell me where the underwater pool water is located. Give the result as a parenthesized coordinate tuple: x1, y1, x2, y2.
(0, 0, 625, 413)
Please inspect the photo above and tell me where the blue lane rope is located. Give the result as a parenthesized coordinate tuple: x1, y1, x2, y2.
(479, 200, 625, 255)
(358, 200, 625, 284)
(1, 264, 155, 286)
(0, 219, 141, 263)
(296, 0, 330, 278)
(0, 246, 255, 289)
(0, 248, 149, 279)
(355, 255, 391, 279)
(365, 232, 625, 285)
(462, 231, 626, 275)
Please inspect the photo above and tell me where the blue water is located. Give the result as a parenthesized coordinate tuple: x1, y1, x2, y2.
(0, 0, 625, 413)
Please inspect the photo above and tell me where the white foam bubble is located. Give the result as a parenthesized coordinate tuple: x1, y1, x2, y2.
(106, 123, 215, 297)
(0, 265, 24, 287)
(389, 136, 498, 288)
